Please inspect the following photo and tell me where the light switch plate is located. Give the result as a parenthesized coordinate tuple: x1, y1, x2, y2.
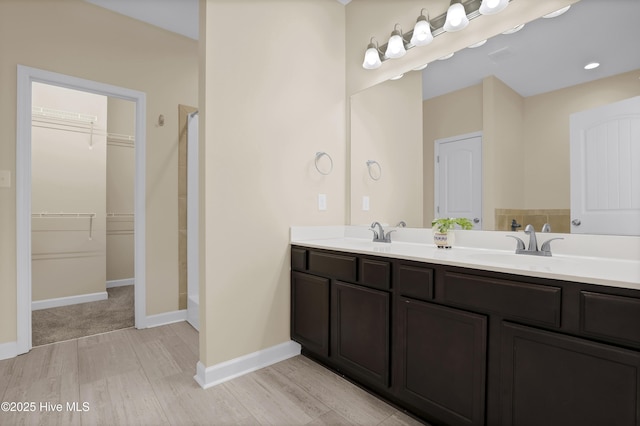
(362, 195, 370, 211)
(0, 170, 10, 188)
(318, 194, 327, 211)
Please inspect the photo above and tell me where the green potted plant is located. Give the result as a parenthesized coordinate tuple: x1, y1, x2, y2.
(431, 217, 473, 248)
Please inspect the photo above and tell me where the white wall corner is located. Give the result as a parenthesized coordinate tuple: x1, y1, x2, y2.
(194, 340, 302, 389)
(0, 340, 18, 361)
(144, 310, 187, 329)
(32, 291, 108, 311)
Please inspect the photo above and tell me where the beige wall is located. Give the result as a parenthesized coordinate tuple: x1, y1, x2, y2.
(200, 0, 345, 366)
(423, 83, 483, 225)
(31, 83, 107, 301)
(106, 97, 135, 282)
(421, 70, 640, 230)
(351, 72, 423, 227)
(0, 0, 197, 344)
(522, 69, 640, 209)
(483, 75, 525, 230)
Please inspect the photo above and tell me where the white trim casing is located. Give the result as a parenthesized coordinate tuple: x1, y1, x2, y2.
(16, 65, 147, 355)
(0, 341, 18, 361)
(145, 310, 188, 329)
(194, 341, 302, 389)
(106, 278, 135, 288)
(32, 291, 108, 311)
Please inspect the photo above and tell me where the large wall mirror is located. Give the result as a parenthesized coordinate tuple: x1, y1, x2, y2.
(350, 0, 640, 236)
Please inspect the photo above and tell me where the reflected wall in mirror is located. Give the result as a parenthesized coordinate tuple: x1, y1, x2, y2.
(350, 72, 423, 227)
(350, 0, 640, 236)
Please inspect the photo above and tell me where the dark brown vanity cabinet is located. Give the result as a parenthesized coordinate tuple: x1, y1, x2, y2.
(290, 271, 330, 357)
(331, 281, 390, 388)
(500, 322, 640, 426)
(290, 246, 392, 391)
(290, 246, 640, 426)
(395, 296, 487, 426)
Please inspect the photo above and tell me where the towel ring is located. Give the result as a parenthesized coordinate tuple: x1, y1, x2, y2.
(366, 160, 382, 181)
(315, 151, 333, 175)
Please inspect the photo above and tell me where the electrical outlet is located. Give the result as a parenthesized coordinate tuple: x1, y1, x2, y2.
(318, 194, 327, 211)
(362, 195, 370, 211)
(0, 170, 10, 188)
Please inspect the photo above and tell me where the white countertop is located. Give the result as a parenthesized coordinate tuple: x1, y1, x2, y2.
(290, 227, 640, 291)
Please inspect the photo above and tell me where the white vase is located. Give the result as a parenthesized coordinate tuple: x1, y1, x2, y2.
(433, 230, 454, 248)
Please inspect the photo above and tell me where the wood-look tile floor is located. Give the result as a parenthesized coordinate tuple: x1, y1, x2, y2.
(0, 321, 426, 426)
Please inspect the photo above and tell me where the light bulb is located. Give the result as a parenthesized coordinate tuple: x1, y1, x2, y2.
(385, 30, 406, 59)
(443, 2, 469, 32)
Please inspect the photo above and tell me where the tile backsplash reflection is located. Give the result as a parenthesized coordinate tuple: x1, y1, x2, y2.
(495, 209, 570, 233)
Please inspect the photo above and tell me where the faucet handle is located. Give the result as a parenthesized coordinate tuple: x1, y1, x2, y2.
(541, 223, 551, 233)
(540, 237, 563, 255)
(506, 235, 526, 251)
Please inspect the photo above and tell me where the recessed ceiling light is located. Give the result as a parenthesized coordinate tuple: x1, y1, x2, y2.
(502, 24, 525, 35)
(543, 5, 571, 18)
(468, 39, 487, 48)
(390, 74, 404, 80)
(584, 62, 600, 70)
(413, 63, 429, 71)
(438, 52, 455, 60)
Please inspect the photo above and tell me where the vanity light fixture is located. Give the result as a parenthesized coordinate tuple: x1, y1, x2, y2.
(438, 52, 455, 60)
(385, 24, 408, 59)
(410, 9, 434, 47)
(362, 0, 514, 70)
(584, 62, 600, 70)
(468, 39, 487, 48)
(479, 0, 508, 15)
(542, 5, 570, 19)
(362, 38, 383, 70)
(443, 0, 470, 32)
(501, 23, 524, 34)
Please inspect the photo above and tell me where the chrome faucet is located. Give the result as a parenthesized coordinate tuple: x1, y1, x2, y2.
(370, 221, 394, 243)
(506, 223, 563, 257)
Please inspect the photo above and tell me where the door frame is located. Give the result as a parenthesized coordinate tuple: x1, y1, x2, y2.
(16, 65, 147, 354)
(434, 131, 483, 226)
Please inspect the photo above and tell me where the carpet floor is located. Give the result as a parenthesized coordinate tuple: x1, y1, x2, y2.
(32, 285, 134, 347)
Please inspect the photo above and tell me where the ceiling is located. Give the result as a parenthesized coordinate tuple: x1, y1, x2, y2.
(84, 0, 639, 100)
(422, 0, 640, 99)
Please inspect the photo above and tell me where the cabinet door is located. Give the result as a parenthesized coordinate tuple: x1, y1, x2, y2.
(394, 297, 487, 426)
(331, 281, 390, 388)
(501, 322, 640, 426)
(291, 272, 329, 357)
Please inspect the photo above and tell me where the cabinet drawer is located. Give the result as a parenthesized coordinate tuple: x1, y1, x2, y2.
(308, 251, 357, 282)
(441, 271, 561, 327)
(361, 258, 390, 290)
(291, 247, 307, 271)
(396, 264, 433, 301)
(581, 291, 640, 347)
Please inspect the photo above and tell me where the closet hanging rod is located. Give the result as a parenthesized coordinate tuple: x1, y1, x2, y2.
(31, 212, 96, 218)
(32, 106, 98, 124)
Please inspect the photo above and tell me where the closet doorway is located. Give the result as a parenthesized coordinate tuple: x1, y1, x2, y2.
(30, 83, 136, 346)
(16, 66, 147, 355)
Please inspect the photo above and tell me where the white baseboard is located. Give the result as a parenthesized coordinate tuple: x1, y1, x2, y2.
(187, 297, 199, 331)
(0, 340, 18, 361)
(144, 310, 187, 328)
(106, 278, 135, 288)
(194, 340, 301, 389)
(32, 291, 108, 311)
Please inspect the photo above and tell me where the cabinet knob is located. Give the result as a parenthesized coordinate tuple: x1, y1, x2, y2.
(571, 219, 581, 226)
(473, 218, 480, 224)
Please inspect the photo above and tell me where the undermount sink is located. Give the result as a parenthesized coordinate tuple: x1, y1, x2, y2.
(467, 252, 573, 268)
